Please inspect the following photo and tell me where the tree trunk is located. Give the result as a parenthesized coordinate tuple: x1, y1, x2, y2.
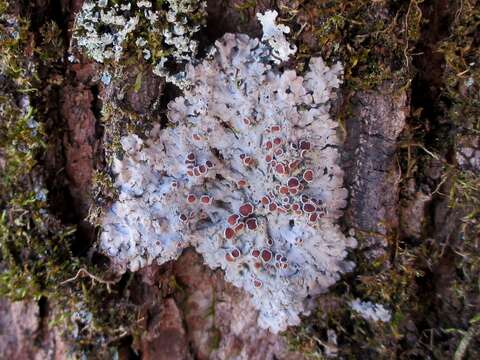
(1, 0, 478, 359)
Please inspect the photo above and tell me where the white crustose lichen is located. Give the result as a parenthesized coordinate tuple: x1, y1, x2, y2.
(99, 28, 356, 333)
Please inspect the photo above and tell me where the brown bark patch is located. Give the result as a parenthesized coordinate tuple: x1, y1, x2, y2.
(343, 83, 408, 258)
(61, 84, 97, 218)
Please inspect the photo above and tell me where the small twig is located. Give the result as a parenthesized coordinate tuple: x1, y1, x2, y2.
(456, 69, 470, 77)
(454, 0, 464, 27)
(293, 22, 308, 40)
(106, 330, 130, 345)
(60, 268, 116, 292)
(431, 175, 448, 197)
(454, 323, 479, 360)
(404, 0, 423, 70)
(400, 142, 440, 160)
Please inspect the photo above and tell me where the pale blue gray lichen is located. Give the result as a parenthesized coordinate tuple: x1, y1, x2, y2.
(350, 299, 392, 323)
(72, 0, 206, 67)
(99, 30, 356, 332)
(256, 10, 297, 64)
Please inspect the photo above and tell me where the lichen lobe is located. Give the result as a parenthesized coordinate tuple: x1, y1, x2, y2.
(100, 33, 355, 333)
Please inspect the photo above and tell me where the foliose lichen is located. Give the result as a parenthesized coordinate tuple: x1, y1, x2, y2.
(256, 10, 297, 64)
(350, 299, 392, 323)
(72, 0, 206, 70)
(99, 29, 356, 333)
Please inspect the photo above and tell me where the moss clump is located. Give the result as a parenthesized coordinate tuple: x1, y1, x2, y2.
(0, 3, 142, 356)
(438, 0, 479, 132)
(285, 1, 479, 358)
(284, 0, 424, 91)
(89, 170, 120, 226)
(38, 21, 64, 65)
(448, 168, 480, 310)
(1, 0, 478, 357)
(0, 2, 77, 301)
(0, 92, 140, 359)
(285, 241, 428, 358)
(0, 2, 34, 87)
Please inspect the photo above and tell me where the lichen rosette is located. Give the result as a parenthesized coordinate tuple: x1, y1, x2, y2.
(100, 33, 356, 332)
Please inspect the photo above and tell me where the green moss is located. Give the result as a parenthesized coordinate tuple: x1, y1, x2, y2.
(438, 0, 479, 132)
(285, 236, 429, 358)
(38, 21, 64, 65)
(448, 168, 480, 300)
(285, 1, 479, 357)
(0, 11, 34, 89)
(288, 0, 424, 91)
(438, 7, 480, 344)
(0, 4, 142, 357)
(0, 9, 77, 301)
(1, 0, 478, 358)
(89, 170, 119, 226)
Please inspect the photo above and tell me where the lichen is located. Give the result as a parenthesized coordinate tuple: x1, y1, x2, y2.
(256, 10, 297, 64)
(99, 32, 355, 333)
(72, 0, 206, 73)
(350, 299, 391, 322)
(0, 3, 141, 355)
(0, 6, 75, 302)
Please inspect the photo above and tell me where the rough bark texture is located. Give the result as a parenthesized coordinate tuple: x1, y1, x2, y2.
(2, 74, 409, 360)
(1, 0, 479, 359)
(62, 84, 97, 218)
(0, 299, 66, 360)
(343, 83, 408, 258)
(131, 250, 303, 360)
